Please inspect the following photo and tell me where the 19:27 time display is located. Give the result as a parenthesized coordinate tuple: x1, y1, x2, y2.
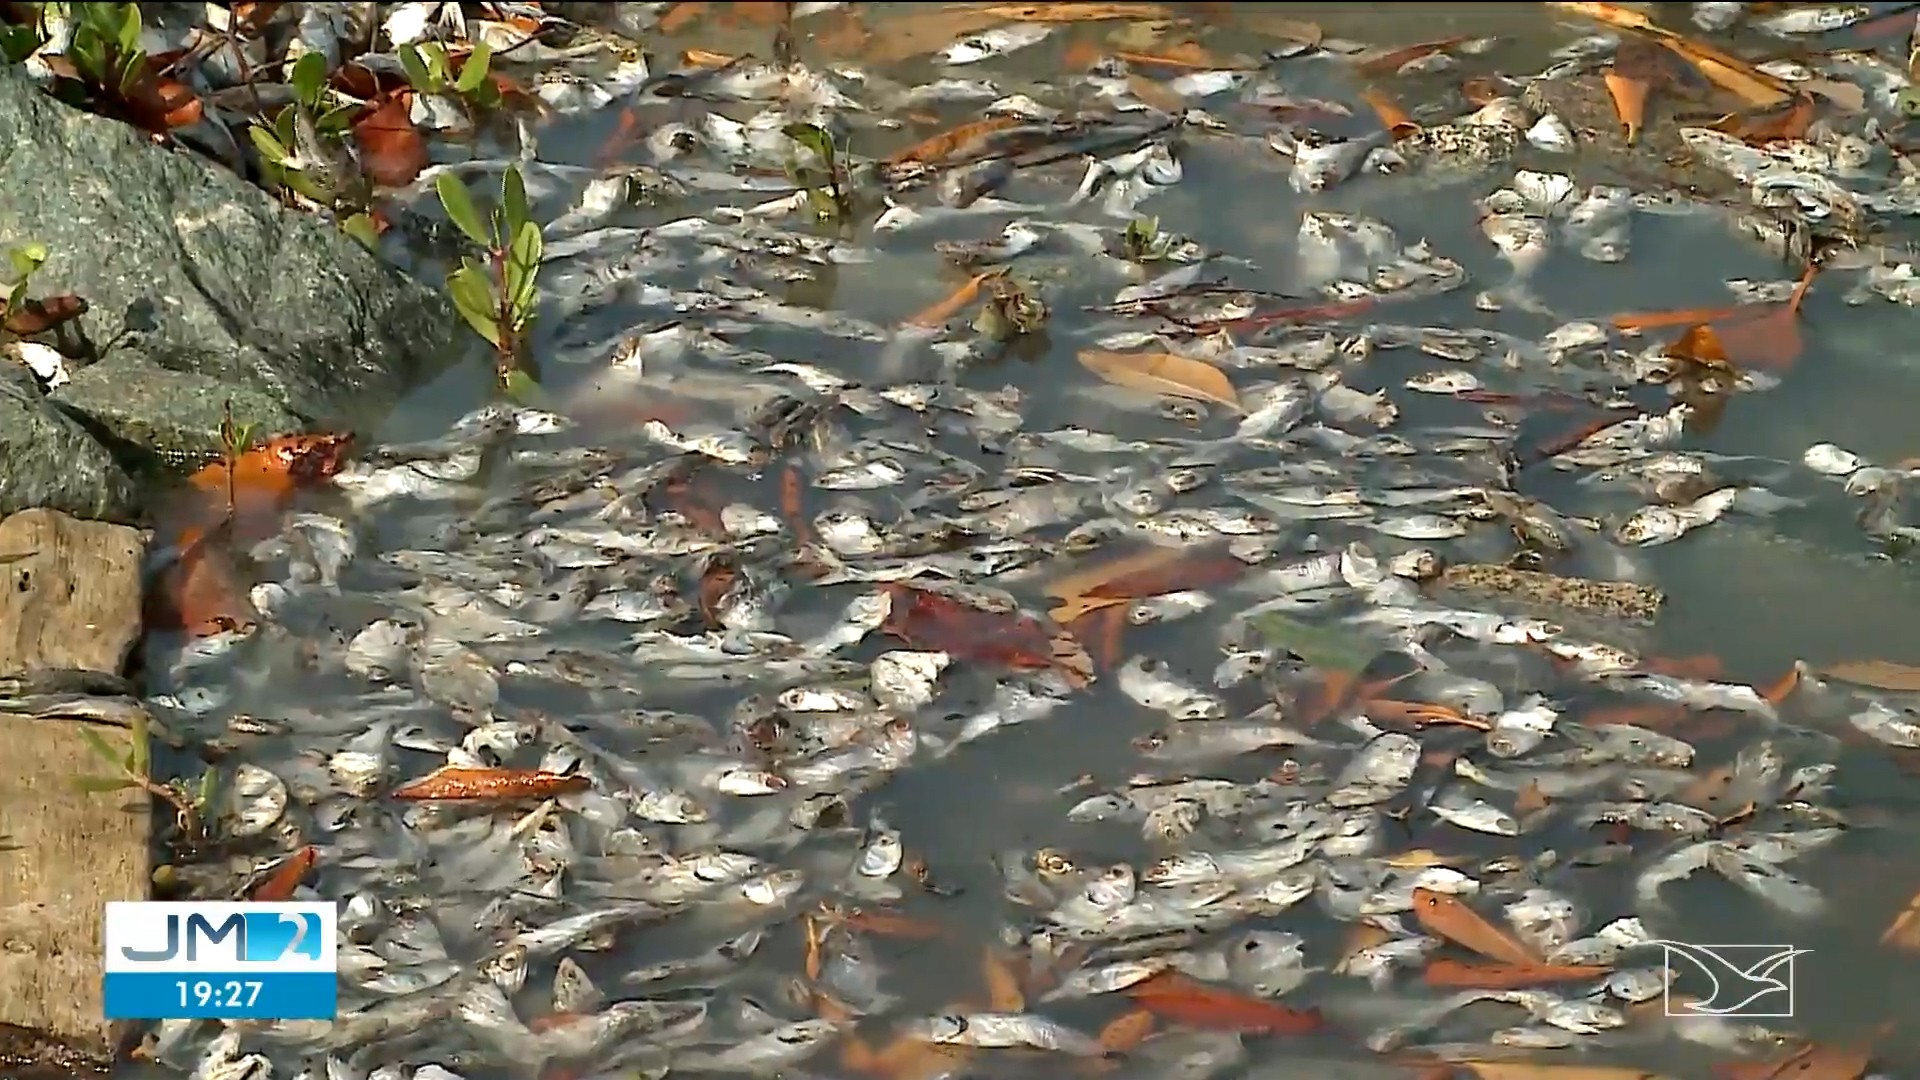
(176, 980, 263, 1010)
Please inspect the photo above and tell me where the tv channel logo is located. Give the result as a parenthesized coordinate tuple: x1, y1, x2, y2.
(104, 902, 338, 1021)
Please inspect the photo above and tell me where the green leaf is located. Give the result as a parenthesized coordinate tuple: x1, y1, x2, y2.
(398, 44, 434, 92)
(1244, 611, 1383, 675)
(453, 40, 493, 95)
(782, 122, 835, 166)
(341, 212, 381, 251)
(7, 243, 46, 282)
(289, 50, 328, 106)
(114, 2, 140, 59)
(128, 727, 148, 776)
(500, 164, 531, 233)
(447, 264, 503, 348)
(420, 41, 450, 86)
(195, 768, 219, 811)
(73, 775, 140, 793)
(501, 367, 544, 406)
(435, 172, 492, 247)
(0, 25, 42, 64)
(78, 725, 123, 767)
(505, 217, 541, 324)
(249, 124, 290, 166)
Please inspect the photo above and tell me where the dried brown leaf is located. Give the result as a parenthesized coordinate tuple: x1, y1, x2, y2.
(1076, 349, 1241, 412)
(1820, 659, 1920, 691)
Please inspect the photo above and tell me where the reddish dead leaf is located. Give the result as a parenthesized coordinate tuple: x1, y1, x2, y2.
(978, 3, 1174, 22)
(1602, 69, 1647, 144)
(1124, 972, 1324, 1035)
(882, 585, 1059, 672)
(840, 906, 946, 939)
(1411, 889, 1542, 966)
(779, 464, 811, 546)
(1717, 94, 1817, 145)
(179, 433, 356, 536)
(354, 92, 429, 187)
(886, 116, 1025, 166)
(392, 766, 591, 801)
(332, 60, 408, 100)
(251, 846, 317, 902)
(1353, 36, 1467, 76)
(3, 293, 87, 335)
(1366, 699, 1491, 731)
(146, 528, 260, 639)
(1757, 665, 1801, 705)
(658, 1, 710, 32)
(1096, 1009, 1157, 1053)
(1360, 87, 1420, 140)
(1424, 957, 1611, 988)
(1115, 41, 1245, 71)
(121, 63, 203, 133)
(1460, 78, 1506, 106)
(1064, 605, 1128, 673)
(682, 48, 736, 67)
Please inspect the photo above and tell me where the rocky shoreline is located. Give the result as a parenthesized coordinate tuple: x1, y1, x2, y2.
(0, 61, 461, 523)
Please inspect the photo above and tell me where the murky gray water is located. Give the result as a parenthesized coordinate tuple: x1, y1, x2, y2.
(117, 4, 1920, 1078)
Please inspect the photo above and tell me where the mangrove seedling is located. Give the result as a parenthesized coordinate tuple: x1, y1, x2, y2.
(217, 398, 260, 522)
(249, 50, 378, 241)
(783, 122, 855, 223)
(399, 40, 500, 111)
(436, 164, 544, 394)
(74, 710, 219, 841)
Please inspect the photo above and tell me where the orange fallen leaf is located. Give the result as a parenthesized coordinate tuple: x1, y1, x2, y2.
(1116, 41, 1247, 71)
(354, 92, 428, 187)
(840, 906, 948, 939)
(123, 64, 204, 133)
(1757, 665, 1800, 705)
(1603, 67, 1648, 144)
(904, 268, 1008, 328)
(1360, 87, 1420, 140)
(1424, 957, 1612, 988)
(146, 530, 259, 639)
(1352, 36, 1467, 77)
(1881, 888, 1920, 950)
(682, 48, 736, 67)
(982, 949, 1025, 1011)
(1613, 304, 1745, 331)
(251, 845, 317, 902)
(1096, 1009, 1156, 1053)
(1124, 972, 1324, 1034)
(1820, 659, 1920, 691)
(1716, 94, 1817, 145)
(886, 116, 1024, 166)
(1077, 349, 1241, 413)
(1549, 2, 1792, 107)
(391, 766, 591, 800)
(1366, 699, 1490, 731)
(1664, 323, 1734, 372)
(657, 2, 710, 33)
(977, 3, 1174, 22)
(1412, 889, 1542, 966)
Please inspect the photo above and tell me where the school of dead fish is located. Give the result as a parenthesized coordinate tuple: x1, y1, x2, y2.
(61, 2, 1920, 1079)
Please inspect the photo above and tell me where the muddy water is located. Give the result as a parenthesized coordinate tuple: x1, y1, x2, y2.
(186, 2, 1920, 1074)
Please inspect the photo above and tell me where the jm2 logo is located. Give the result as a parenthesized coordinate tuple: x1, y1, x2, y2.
(120, 912, 325, 964)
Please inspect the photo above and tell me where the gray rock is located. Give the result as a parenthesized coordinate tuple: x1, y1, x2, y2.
(53, 356, 302, 466)
(0, 64, 462, 464)
(0, 365, 135, 523)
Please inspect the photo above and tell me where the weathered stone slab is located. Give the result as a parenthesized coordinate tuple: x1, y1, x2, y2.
(0, 509, 147, 1061)
(0, 364, 137, 524)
